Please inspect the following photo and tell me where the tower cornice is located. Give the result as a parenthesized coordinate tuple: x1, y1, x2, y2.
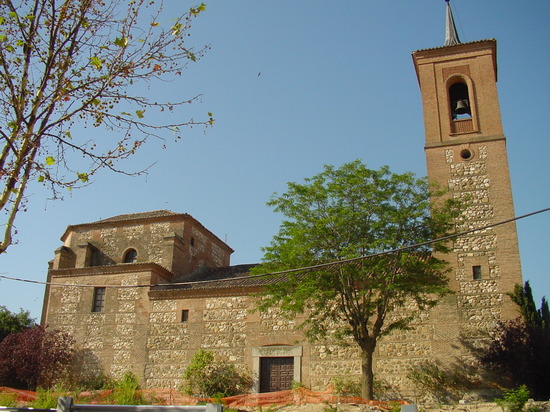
(424, 134, 506, 149)
(413, 39, 498, 83)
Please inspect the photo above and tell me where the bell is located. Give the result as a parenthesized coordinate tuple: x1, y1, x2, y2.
(454, 99, 470, 115)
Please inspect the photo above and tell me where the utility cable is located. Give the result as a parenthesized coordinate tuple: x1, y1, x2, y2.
(0, 206, 548, 289)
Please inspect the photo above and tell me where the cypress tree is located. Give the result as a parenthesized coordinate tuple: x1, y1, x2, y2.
(509, 281, 542, 328)
(540, 297, 550, 330)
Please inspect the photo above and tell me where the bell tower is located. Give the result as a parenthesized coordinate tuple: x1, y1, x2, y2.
(412, 1, 523, 339)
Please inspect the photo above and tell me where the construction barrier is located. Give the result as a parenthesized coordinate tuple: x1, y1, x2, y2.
(1, 386, 407, 410)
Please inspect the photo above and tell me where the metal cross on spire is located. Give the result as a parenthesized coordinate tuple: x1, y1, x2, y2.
(444, 0, 461, 46)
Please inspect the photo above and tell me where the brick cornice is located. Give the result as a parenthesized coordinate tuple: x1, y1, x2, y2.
(424, 134, 506, 149)
(48, 262, 174, 281)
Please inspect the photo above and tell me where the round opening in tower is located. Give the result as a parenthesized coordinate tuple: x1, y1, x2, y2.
(460, 149, 473, 160)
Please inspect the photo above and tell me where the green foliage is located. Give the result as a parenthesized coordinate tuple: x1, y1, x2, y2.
(389, 402, 401, 412)
(406, 360, 474, 404)
(0, 306, 36, 342)
(331, 377, 361, 397)
(75, 369, 112, 391)
(322, 403, 338, 412)
(372, 378, 400, 401)
(257, 405, 280, 412)
(252, 160, 462, 398)
(291, 380, 306, 389)
(509, 282, 545, 329)
(30, 387, 67, 409)
(0, 392, 17, 407)
(182, 349, 252, 397)
(109, 372, 147, 405)
(541, 297, 550, 330)
(481, 282, 550, 400)
(495, 385, 530, 412)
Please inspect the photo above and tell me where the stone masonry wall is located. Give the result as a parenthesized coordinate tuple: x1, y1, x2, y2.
(147, 295, 268, 389)
(67, 222, 174, 268)
(45, 271, 153, 380)
(446, 144, 504, 336)
(144, 293, 453, 394)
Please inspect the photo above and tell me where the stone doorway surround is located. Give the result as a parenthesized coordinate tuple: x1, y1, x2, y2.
(252, 345, 302, 393)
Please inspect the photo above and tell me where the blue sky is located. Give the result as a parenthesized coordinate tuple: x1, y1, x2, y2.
(1, 0, 549, 320)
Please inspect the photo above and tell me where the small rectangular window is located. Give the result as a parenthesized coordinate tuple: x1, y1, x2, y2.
(92, 287, 106, 312)
(181, 309, 189, 323)
(472, 265, 482, 280)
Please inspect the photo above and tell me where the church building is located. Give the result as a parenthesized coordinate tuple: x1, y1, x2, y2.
(41, 3, 523, 395)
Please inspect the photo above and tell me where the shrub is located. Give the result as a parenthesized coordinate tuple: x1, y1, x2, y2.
(182, 349, 252, 397)
(495, 385, 530, 412)
(291, 380, 306, 389)
(109, 372, 147, 405)
(331, 377, 361, 397)
(0, 392, 17, 407)
(30, 387, 71, 409)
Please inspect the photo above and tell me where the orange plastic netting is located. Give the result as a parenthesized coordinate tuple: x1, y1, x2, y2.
(0, 387, 38, 402)
(1, 386, 405, 410)
(221, 387, 404, 409)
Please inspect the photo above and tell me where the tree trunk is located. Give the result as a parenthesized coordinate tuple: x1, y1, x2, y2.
(360, 347, 375, 399)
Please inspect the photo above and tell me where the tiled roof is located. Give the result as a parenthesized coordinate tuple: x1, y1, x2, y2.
(154, 263, 307, 291)
(61, 210, 234, 253)
(173, 263, 258, 283)
(413, 38, 496, 54)
(93, 210, 183, 224)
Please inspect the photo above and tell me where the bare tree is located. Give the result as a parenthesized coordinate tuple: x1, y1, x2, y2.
(0, 0, 213, 254)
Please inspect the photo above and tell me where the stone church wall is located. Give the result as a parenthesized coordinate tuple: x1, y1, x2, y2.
(143, 292, 467, 393)
(44, 271, 153, 380)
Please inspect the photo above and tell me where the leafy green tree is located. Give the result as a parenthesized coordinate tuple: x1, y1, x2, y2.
(0, 305, 35, 342)
(0, 0, 212, 254)
(252, 160, 461, 399)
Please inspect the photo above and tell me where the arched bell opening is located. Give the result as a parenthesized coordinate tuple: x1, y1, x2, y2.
(446, 75, 478, 134)
(449, 82, 471, 120)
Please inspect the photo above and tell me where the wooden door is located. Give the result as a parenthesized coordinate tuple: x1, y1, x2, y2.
(259, 357, 294, 393)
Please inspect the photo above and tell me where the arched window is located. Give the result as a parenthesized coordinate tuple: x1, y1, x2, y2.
(449, 81, 471, 120)
(123, 248, 138, 263)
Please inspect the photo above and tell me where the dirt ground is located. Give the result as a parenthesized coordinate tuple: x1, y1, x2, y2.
(272, 401, 550, 412)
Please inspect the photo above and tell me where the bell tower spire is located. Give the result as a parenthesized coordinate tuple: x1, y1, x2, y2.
(444, 0, 461, 46)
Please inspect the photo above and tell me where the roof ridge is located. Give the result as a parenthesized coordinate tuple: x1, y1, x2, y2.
(94, 209, 181, 224)
(413, 38, 496, 54)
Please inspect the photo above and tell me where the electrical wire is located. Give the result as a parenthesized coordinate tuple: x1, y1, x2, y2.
(0, 207, 548, 289)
